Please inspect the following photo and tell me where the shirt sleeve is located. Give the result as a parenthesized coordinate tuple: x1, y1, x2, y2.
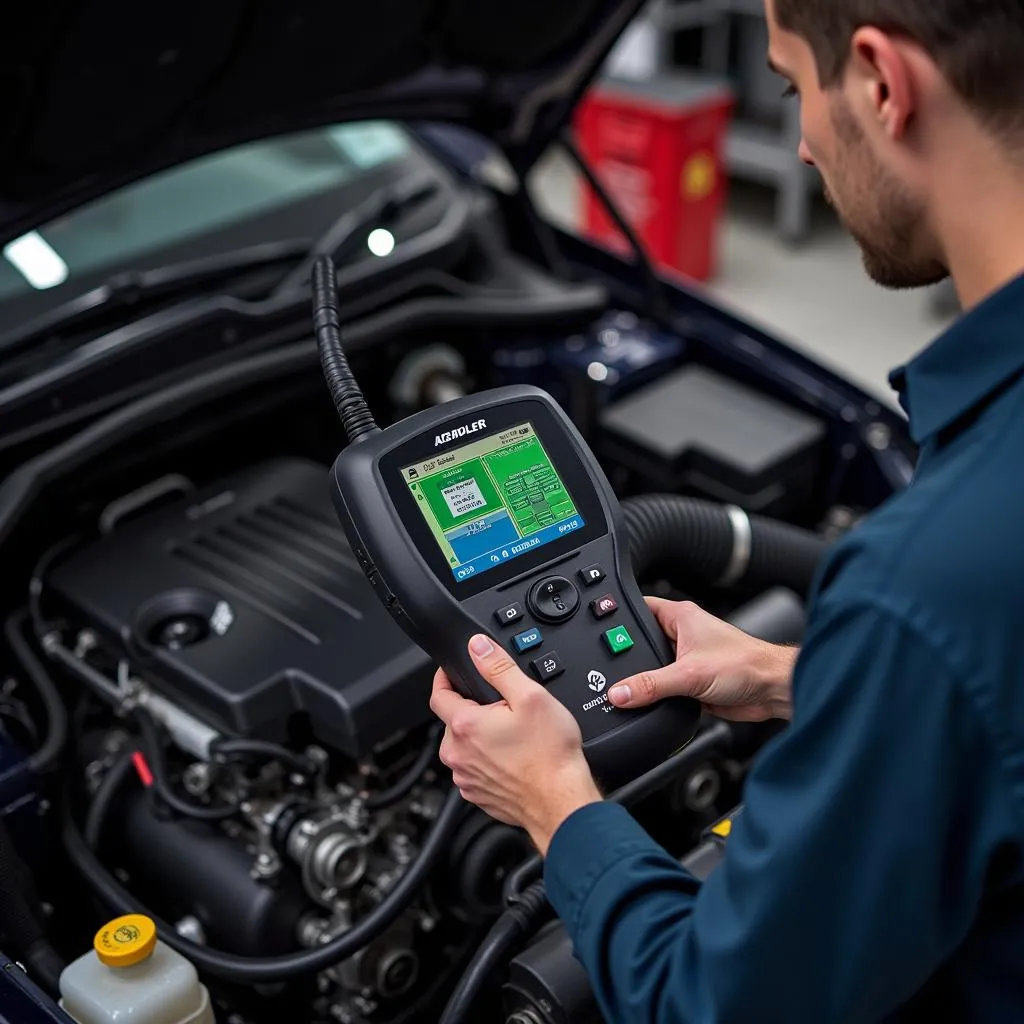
(542, 599, 1016, 1024)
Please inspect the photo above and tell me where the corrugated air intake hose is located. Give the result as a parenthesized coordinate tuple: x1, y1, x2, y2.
(621, 495, 831, 597)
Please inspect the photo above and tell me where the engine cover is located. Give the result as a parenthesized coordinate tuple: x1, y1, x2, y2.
(45, 458, 435, 757)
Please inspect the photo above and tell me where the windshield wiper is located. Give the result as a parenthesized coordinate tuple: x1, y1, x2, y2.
(0, 238, 310, 358)
(0, 174, 442, 358)
(272, 175, 440, 297)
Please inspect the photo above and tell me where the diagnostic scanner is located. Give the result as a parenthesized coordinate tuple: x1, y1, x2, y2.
(312, 257, 699, 789)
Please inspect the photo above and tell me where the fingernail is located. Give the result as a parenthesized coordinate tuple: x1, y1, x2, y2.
(469, 634, 494, 657)
(609, 685, 631, 706)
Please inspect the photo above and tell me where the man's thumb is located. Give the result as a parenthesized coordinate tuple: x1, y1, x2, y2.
(467, 634, 534, 703)
(608, 661, 701, 709)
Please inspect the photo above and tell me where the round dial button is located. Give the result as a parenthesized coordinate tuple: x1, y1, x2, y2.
(527, 576, 580, 623)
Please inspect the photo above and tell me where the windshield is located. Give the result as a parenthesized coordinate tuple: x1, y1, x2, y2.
(0, 121, 438, 327)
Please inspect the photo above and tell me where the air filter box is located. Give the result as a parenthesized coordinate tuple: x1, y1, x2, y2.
(598, 364, 826, 515)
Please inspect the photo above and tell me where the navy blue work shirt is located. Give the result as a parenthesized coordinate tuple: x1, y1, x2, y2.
(543, 272, 1024, 1023)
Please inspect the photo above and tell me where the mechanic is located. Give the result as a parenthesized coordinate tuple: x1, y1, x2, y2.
(430, 0, 1024, 1021)
(432, 2, 1024, 1015)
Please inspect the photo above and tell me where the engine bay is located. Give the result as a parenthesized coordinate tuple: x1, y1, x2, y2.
(0, 180, 913, 1022)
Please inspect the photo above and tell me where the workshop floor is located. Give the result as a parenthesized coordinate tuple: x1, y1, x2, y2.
(531, 150, 956, 412)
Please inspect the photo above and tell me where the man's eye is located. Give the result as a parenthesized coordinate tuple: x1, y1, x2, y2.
(781, 84, 798, 99)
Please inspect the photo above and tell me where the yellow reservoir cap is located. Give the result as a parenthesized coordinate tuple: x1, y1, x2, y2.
(94, 914, 157, 968)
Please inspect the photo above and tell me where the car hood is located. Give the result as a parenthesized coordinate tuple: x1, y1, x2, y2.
(0, 0, 645, 243)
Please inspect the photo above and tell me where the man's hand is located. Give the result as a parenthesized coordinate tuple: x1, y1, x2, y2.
(430, 634, 602, 855)
(608, 598, 798, 721)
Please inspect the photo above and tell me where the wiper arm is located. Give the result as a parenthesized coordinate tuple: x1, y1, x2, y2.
(0, 174, 441, 358)
(0, 238, 310, 358)
(272, 174, 440, 297)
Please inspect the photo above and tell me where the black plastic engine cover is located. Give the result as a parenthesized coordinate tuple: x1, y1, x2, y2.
(45, 458, 435, 757)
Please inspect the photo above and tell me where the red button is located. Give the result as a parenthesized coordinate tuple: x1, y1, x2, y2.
(591, 594, 618, 619)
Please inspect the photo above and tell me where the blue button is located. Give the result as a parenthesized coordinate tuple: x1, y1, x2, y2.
(513, 627, 543, 653)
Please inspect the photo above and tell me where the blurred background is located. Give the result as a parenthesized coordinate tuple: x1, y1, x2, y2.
(524, 0, 958, 411)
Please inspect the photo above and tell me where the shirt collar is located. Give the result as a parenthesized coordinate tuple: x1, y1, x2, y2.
(889, 272, 1024, 444)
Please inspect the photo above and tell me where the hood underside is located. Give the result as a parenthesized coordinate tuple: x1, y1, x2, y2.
(0, 0, 643, 241)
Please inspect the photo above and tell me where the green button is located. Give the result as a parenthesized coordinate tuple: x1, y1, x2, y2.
(604, 625, 634, 654)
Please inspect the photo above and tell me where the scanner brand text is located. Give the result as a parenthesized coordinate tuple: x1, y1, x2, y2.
(435, 419, 487, 447)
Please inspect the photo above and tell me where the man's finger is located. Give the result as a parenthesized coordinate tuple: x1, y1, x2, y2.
(430, 669, 473, 723)
(607, 659, 708, 709)
(644, 595, 680, 642)
(466, 634, 537, 705)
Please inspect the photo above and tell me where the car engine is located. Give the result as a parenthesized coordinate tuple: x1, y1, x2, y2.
(34, 457, 543, 1023)
(0, 250, 910, 1023)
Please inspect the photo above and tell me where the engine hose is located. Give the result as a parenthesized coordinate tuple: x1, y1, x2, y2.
(4, 611, 68, 776)
(438, 880, 551, 1024)
(621, 494, 831, 597)
(502, 720, 734, 904)
(63, 785, 466, 983)
(85, 750, 137, 851)
(0, 818, 65, 994)
(132, 708, 238, 822)
(208, 738, 316, 778)
(366, 723, 443, 810)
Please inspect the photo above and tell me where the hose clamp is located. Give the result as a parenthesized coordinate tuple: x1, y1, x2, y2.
(717, 506, 752, 587)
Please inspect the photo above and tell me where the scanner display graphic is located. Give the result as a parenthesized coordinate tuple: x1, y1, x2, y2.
(402, 421, 585, 582)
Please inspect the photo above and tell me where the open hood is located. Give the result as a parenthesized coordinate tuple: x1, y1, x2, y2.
(0, 0, 646, 242)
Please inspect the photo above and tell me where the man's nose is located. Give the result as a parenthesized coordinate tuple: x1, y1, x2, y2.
(798, 138, 815, 167)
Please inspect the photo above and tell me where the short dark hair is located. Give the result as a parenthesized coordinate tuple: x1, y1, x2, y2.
(774, 0, 1024, 137)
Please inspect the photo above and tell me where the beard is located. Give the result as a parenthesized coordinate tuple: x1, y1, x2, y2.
(824, 102, 948, 290)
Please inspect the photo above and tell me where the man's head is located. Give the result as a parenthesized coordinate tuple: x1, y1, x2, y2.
(765, 0, 1024, 289)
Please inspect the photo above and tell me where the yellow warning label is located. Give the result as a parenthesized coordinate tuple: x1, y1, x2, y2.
(711, 818, 732, 838)
(682, 152, 716, 201)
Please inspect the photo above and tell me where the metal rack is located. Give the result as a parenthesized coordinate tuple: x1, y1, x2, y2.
(636, 0, 820, 243)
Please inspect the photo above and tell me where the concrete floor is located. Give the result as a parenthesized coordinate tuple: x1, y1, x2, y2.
(530, 150, 956, 411)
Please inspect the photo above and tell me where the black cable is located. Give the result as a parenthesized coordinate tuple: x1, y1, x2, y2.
(503, 721, 734, 904)
(0, 817, 65, 995)
(311, 255, 380, 444)
(366, 724, 443, 810)
(28, 534, 83, 639)
(132, 708, 238, 822)
(438, 880, 551, 1024)
(85, 749, 137, 851)
(559, 128, 674, 329)
(62, 786, 466, 982)
(4, 611, 68, 776)
(209, 738, 316, 778)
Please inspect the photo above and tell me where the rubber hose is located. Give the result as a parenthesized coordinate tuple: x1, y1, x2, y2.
(132, 709, 238, 822)
(438, 880, 551, 1024)
(22, 939, 65, 995)
(62, 786, 466, 983)
(209, 738, 316, 778)
(621, 495, 831, 597)
(4, 611, 68, 775)
(0, 818, 64, 994)
(502, 720, 733, 904)
(85, 750, 137, 851)
(366, 724, 443, 810)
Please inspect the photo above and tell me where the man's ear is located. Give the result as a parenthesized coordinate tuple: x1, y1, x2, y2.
(848, 27, 916, 140)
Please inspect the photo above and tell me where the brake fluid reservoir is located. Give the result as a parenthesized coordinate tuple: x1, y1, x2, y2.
(59, 914, 215, 1024)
